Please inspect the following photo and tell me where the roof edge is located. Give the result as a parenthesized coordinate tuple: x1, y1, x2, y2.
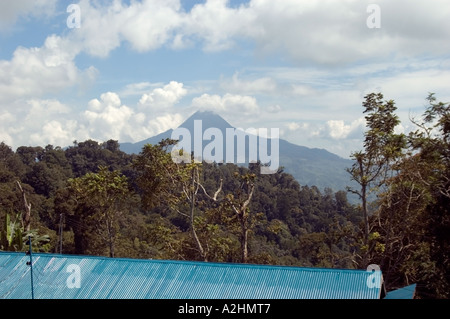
(0, 251, 371, 273)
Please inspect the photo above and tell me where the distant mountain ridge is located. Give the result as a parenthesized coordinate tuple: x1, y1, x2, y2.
(120, 111, 235, 155)
(120, 111, 354, 192)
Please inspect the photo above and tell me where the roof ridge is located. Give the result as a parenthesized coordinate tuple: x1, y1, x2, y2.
(0, 251, 368, 272)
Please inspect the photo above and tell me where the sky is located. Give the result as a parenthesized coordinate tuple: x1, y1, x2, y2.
(0, 0, 449, 159)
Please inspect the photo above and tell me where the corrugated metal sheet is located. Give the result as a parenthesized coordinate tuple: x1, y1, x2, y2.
(0, 252, 382, 299)
(384, 284, 416, 299)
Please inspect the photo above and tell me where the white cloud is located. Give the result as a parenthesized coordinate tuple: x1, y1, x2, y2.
(1, 0, 449, 159)
(71, 0, 183, 57)
(325, 118, 366, 140)
(282, 122, 315, 139)
(0, 0, 57, 29)
(220, 73, 277, 95)
(0, 112, 15, 145)
(70, 0, 124, 58)
(138, 81, 187, 111)
(25, 99, 71, 123)
(65, 0, 255, 56)
(0, 35, 91, 104)
(363, 67, 450, 111)
(84, 92, 135, 141)
(84, 104, 134, 139)
(182, 0, 260, 52)
(192, 93, 260, 118)
(0, 111, 15, 123)
(30, 120, 77, 147)
(267, 105, 282, 113)
(82, 90, 185, 144)
(0, 79, 191, 149)
(0, 98, 77, 148)
(55, 0, 450, 66)
(120, 0, 183, 52)
(287, 122, 300, 131)
(120, 82, 155, 97)
(246, 0, 450, 65)
(147, 113, 184, 136)
(101, 92, 122, 108)
(291, 84, 316, 96)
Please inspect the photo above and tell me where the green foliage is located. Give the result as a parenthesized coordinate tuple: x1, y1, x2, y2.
(0, 212, 50, 252)
(67, 166, 130, 257)
(347, 92, 406, 267)
(353, 92, 450, 298)
(0, 213, 23, 251)
(132, 139, 182, 210)
(400, 93, 450, 298)
(17, 145, 73, 198)
(3, 92, 449, 299)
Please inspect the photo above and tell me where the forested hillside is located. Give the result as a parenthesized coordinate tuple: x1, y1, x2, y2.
(1, 92, 449, 298)
(0, 138, 360, 268)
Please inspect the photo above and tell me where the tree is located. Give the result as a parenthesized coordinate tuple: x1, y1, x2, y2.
(19, 145, 73, 198)
(65, 139, 133, 177)
(366, 93, 450, 298)
(402, 93, 450, 298)
(0, 213, 24, 251)
(1, 143, 25, 180)
(0, 211, 50, 252)
(16, 181, 32, 232)
(221, 172, 257, 263)
(0, 143, 27, 214)
(347, 92, 405, 266)
(133, 139, 223, 261)
(67, 166, 130, 257)
(409, 93, 450, 200)
(373, 154, 433, 293)
(133, 139, 181, 210)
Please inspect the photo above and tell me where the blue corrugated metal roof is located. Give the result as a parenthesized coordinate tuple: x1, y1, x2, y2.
(0, 252, 382, 299)
(384, 284, 416, 299)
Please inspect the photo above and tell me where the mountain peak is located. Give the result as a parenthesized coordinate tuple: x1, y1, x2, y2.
(119, 109, 354, 192)
(191, 110, 219, 116)
(179, 110, 234, 130)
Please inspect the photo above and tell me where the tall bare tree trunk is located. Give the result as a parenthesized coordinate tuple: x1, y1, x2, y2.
(190, 166, 207, 261)
(228, 178, 255, 264)
(240, 219, 249, 264)
(16, 181, 31, 232)
(358, 158, 370, 245)
(106, 216, 115, 258)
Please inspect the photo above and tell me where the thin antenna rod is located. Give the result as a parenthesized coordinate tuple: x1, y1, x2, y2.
(59, 213, 63, 254)
(26, 235, 34, 299)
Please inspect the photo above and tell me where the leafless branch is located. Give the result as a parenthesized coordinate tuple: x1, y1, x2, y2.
(175, 208, 189, 218)
(196, 178, 223, 202)
(16, 180, 31, 231)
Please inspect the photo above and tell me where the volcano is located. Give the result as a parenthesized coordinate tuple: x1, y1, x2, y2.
(119, 110, 354, 192)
